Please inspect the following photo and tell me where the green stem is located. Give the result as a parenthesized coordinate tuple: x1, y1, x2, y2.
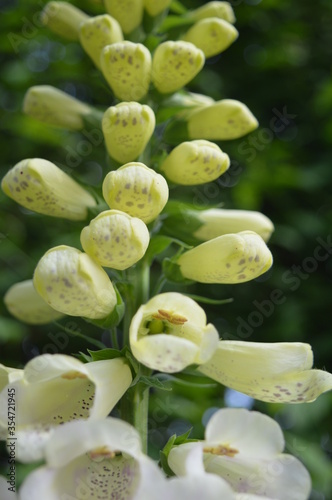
(132, 379, 150, 454)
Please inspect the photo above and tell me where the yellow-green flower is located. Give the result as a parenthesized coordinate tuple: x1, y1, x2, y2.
(193, 209, 275, 243)
(144, 0, 172, 16)
(182, 18, 238, 58)
(188, 99, 259, 140)
(79, 15, 123, 69)
(33, 245, 117, 319)
(101, 42, 151, 101)
(1, 158, 96, 220)
(102, 162, 169, 224)
(104, 0, 144, 34)
(178, 231, 272, 284)
(41, 1, 89, 41)
(102, 102, 155, 164)
(4, 280, 64, 325)
(23, 86, 92, 130)
(152, 41, 204, 94)
(160, 140, 230, 185)
(80, 210, 150, 270)
(188, 1, 236, 24)
(130, 292, 219, 373)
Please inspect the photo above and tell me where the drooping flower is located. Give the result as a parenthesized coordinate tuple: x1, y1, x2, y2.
(33, 245, 117, 319)
(198, 341, 332, 403)
(152, 41, 205, 94)
(160, 140, 230, 185)
(4, 279, 64, 325)
(102, 162, 169, 224)
(1, 158, 96, 220)
(182, 18, 238, 58)
(41, 1, 89, 41)
(188, 1, 236, 24)
(0, 355, 132, 462)
(177, 231, 273, 284)
(144, 0, 172, 17)
(104, 0, 144, 34)
(102, 102, 155, 164)
(168, 408, 311, 499)
(80, 209, 150, 270)
(79, 15, 123, 69)
(130, 292, 219, 373)
(101, 42, 151, 101)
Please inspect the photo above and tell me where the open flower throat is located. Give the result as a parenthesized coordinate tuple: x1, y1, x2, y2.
(203, 444, 239, 458)
(146, 309, 188, 335)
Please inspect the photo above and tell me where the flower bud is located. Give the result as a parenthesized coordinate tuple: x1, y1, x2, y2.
(33, 245, 117, 319)
(80, 210, 150, 270)
(79, 15, 123, 69)
(182, 18, 238, 58)
(101, 42, 151, 101)
(41, 2, 89, 41)
(160, 140, 229, 185)
(193, 209, 275, 242)
(102, 102, 155, 164)
(104, 0, 144, 34)
(178, 231, 273, 284)
(188, 2, 236, 24)
(1, 158, 96, 221)
(102, 162, 169, 224)
(23, 85, 92, 130)
(4, 280, 64, 325)
(144, 0, 172, 16)
(152, 41, 204, 94)
(188, 99, 258, 140)
(130, 292, 219, 373)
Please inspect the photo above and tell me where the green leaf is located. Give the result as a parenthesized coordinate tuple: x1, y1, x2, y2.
(145, 235, 192, 264)
(163, 118, 190, 145)
(87, 348, 123, 361)
(159, 427, 198, 476)
(169, 0, 188, 15)
(139, 375, 172, 391)
(75, 351, 92, 363)
(159, 15, 193, 33)
(123, 346, 140, 375)
(162, 256, 194, 284)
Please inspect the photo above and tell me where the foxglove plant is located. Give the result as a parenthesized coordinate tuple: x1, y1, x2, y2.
(1, 1, 331, 498)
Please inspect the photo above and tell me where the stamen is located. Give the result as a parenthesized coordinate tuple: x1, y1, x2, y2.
(203, 444, 239, 457)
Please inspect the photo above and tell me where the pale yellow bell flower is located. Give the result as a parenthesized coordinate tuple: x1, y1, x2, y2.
(102, 102, 155, 164)
(4, 279, 64, 325)
(79, 15, 123, 69)
(23, 85, 92, 130)
(130, 292, 219, 373)
(41, 2, 89, 41)
(188, 2, 236, 24)
(187, 99, 259, 140)
(152, 41, 205, 94)
(104, 0, 144, 34)
(1, 158, 96, 220)
(101, 42, 151, 101)
(182, 18, 238, 58)
(193, 209, 275, 243)
(198, 341, 332, 403)
(177, 231, 272, 284)
(33, 245, 117, 319)
(144, 0, 172, 16)
(160, 140, 230, 185)
(103, 162, 169, 224)
(0, 355, 132, 462)
(80, 209, 150, 270)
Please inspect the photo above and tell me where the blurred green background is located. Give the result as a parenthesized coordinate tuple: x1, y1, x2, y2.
(0, 0, 332, 497)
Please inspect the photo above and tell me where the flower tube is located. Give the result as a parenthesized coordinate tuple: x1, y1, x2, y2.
(41, 1, 89, 41)
(144, 0, 172, 17)
(188, 2, 236, 24)
(104, 0, 144, 34)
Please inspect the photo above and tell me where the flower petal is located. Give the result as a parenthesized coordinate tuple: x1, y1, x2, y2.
(104, 0, 143, 34)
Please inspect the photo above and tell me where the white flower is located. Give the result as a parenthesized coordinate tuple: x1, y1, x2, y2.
(0, 475, 18, 499)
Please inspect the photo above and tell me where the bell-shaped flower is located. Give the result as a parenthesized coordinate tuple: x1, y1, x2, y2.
(41, 1, 89, 41)
(168, 408, 311, 499)
(188, 99, 259, 140)
(0, 364, 24, 439)
(33, 245, 117, 319)
(144, 0, 172, 17)
(182, 18, 238, 58)
(102, 102, 155, 164)
(104, 0, 144, 34)
(160, 140, 230, 185)
(1, 158, 96, 220)
(103, 162, 169, 224)
(19, 417, 164, 499)
(101, 42, 151, 101)
(23, 85, 92, 130)
(193, 209, 274, 243)
(79, 15, 123, 69)
(0, 355, 132, 462)
(130, 292, 219, 373)
(177, 231, 273, 284)
(80, 209, 150, 270)
(152, 41, 205, 94)
(198, 341, 332, 403)
(188, 1, 236, 24)
(4, 279, 64, 325)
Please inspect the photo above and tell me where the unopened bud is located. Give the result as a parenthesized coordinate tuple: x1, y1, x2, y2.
(182, 17, 238, 58)
(104, 0, 144, 34)
(41, 1, 89, 41)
